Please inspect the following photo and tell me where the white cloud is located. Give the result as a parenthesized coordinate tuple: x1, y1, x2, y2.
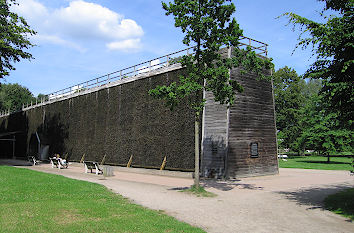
(52, 1, 143, 41)
(13, 0, 144, 52)
(107, 39, 142, 51)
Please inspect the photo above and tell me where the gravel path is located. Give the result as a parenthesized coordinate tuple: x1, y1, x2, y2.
(7, 160, 353, 233)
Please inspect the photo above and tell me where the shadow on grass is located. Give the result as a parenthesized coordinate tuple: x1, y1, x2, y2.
(297, 160, 350, 165)
(0, 159, 32, 166)
(275, 183, 353, 214)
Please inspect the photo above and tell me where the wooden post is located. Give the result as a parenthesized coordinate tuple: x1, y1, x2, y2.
(80, 153, 85, 163)
(101, 154, 107, 165)
(160, 156, 167, 170)
(127, 154, 133, 167)
(194, 118, 200, 187)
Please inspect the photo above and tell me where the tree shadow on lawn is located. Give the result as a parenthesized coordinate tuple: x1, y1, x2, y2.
(297, 160, 350, 165)
(275, 183, 353, 217)
(169, 179, 264, 192)
(0, 159, 33, 166)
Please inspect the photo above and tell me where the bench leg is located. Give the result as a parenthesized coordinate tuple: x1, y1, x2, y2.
(85, 164, 88, 173)
(51, 161, 55, 168)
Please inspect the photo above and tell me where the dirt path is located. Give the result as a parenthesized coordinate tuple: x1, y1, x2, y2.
(10, 161, 354, 233)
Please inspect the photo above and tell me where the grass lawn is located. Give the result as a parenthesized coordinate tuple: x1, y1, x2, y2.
(278, 156, 352, 170)
(0, 166, 204, 233)
(324, 188, 354, 220)
(180, 185, 217, 197)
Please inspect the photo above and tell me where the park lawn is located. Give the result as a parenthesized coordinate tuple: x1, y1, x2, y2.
(0, 166, 204, 233)
(324, 188, 354, 220)
(278, 156, 352, 170)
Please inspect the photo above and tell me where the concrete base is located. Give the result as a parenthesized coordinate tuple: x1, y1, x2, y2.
(69, 162, 193, 179)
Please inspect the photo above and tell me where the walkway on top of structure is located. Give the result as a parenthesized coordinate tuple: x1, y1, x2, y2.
(0, 36, 268, 117)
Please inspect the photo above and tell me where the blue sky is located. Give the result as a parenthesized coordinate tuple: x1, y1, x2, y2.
(4, 0, 327, 96)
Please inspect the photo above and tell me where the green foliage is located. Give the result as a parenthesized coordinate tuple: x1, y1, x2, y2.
(0, 0, 36, 79)
(273, 66, 305, 152)
(149, 0, 273, 116)
(0, 166, 205, 233)
(299, 94, 353, 155)
(274, 65, 353, 155)
(0, 83, 35, 111)
(324, 188, 354, 220)
(281, 0, 353, 125)
(278, 156, 352, 171)
(36, 93, 49, 101)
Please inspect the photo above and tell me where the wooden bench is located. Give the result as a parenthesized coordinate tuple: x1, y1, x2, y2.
(83, 161, 102, 175)
(28, 156, 39, 165)
(50, 157, 68, 169)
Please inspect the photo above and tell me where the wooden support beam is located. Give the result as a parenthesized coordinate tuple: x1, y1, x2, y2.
(80, 153, 85, 163)
(160, 156, 167, 170)
(101, 154, 107, 165)
(127, 154, 133, 168)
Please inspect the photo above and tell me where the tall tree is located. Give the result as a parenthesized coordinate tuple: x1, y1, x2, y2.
(299, 93, 353, 160)
(0, 83, 35, 111)
(0, 0, 36, 79)
(149, 0, 273, 186)
(282, 0, 353, 126)
(273, 66, 305, 153)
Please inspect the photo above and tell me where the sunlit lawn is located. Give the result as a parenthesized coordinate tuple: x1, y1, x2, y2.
(278, 156, 352, 170)
(0, 166, 204, 233)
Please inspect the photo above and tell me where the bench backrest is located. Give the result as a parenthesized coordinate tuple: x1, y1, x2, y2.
(50, 158, 59, 165)
(84, 161, 95, 168)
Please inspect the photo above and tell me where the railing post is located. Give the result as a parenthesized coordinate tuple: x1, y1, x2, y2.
(120, 71, 122, 79)
(166, 55, 169, 66)
(107, 74, 110, 83)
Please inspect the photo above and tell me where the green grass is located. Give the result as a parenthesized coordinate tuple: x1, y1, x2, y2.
(278, 156, 352, 170)
(0, 166, 205, 233)
(180, 185, 217, 197)
(324, 188, 354, 220)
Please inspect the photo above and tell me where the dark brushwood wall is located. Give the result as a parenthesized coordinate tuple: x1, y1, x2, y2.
(0, 50, 278, 177)
(0, 68, 197, 171)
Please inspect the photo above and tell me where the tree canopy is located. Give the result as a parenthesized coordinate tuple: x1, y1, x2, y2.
(0, 0, 36, 79)
(150, 0, 273, 115)
(274, 66, 353, 156)
(273, 66, 305, 153)
(0, 83, 35, 111)
(282, 0, 353, 125)
(149, 0, 273, 185)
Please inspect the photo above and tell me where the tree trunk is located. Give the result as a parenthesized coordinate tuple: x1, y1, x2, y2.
(194, 118, 200, 187)
(327, 154, 330, 163)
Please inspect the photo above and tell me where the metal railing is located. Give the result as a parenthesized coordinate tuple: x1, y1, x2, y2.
(0, 36, 268, 117)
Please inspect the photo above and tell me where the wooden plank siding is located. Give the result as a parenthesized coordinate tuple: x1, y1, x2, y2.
(201, 47, 278, 178)
(226, 65, 278, 178)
